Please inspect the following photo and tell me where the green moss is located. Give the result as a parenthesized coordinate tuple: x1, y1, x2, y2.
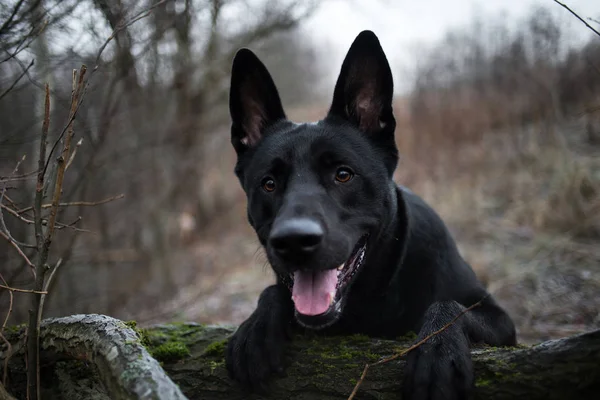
(120, 320, 151, 348)
(124, 320, 138, 329)
(208, 359, 225, 374)
(5, 323, 26, 335)
(347, 334, 370, 343)
(203, 339, 227, 357)
(303, 334, 382, 375)
(397, 331, 417, 341)
(151, 341, 190, 363)
(137, 323, 214, 363)
(476, 378, 492, 387)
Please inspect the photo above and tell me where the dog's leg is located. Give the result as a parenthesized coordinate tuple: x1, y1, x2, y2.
(225, 284, 293, 392)
(402, 294, 516, 400)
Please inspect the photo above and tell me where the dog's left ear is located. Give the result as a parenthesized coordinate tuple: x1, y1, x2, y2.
(229, 48, 286, 155)
(327, 30, 395, 136)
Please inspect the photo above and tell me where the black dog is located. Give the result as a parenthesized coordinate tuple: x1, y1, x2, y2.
(225, 30, 517, 399)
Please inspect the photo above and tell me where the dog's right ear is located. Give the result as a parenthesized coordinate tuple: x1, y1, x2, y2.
(229, 49, 286, 155)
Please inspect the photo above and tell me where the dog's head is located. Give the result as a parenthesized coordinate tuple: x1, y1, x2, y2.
(229, 31, 398, 329)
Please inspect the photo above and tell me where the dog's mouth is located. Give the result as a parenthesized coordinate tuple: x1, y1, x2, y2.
(280, 234, 369, 329)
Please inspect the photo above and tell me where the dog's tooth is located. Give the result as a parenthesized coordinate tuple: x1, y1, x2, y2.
(329, 291, 335, 305)
(337, 264, 344, 271)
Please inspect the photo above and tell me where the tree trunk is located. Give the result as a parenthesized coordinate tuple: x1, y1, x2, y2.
(3, 315, 600, 400)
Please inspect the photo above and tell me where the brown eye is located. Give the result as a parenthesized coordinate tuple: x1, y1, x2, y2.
(262, 178, 276, 192)
(335, 167, 353, 183)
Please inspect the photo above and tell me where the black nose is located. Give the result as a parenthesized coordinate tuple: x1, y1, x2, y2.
(269, 218, 324, 257)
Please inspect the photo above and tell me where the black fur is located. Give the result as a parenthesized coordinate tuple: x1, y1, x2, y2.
(225, 30, 517, 399)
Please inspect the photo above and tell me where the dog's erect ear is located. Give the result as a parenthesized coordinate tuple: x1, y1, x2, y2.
(327, 30, 395, 136)
(229, 48, 286, 154)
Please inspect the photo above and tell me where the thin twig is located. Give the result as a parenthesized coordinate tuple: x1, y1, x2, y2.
(0, 223, 36, 247)
(347, 296, 488, 400)
(0, 381, 17, 400)
(44, 68, 86, 246)
(28, 67, 85, 400)
(33, 82, 50, 259)
(0, 273, 14, 386)
(32, 258, 62, 394)
(65, 138, 83, 171)
(553, 1, 600, 38)
(18, 193, 124, 214)
(93, 0, 171, 71)
(0, 156, 35, 250)
(1, 20, 48, 65)
(0, 285, 47, 294)
(0, 0, 26, 37)
(0, 230, 35, 270)
(0, 205, 92, 233)
(36, 259, 61, 340)
(41, 75, 87, 181)
(39, 0, 170, 180)
(0, 59, 33, 101)
(0, 203, 31, 222)
(1, 194, 19, 209)
(0, 274, 12, 331)
(0, 170, 37, 182)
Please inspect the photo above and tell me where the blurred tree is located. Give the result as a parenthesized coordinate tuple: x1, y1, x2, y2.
(0, 0, 324, 323)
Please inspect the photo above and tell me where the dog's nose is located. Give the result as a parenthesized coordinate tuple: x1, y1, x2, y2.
(269, 218, 324, 257)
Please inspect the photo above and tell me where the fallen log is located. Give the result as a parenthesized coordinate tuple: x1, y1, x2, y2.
(2, 314, 599, 399)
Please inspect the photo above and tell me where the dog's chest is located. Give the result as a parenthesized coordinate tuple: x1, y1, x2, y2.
(335, 293, 415, 337)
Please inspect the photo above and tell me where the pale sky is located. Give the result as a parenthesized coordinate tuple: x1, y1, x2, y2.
(303, 0, 599, 93)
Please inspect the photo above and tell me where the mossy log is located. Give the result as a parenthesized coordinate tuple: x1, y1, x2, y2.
(2, 314, 600, 399)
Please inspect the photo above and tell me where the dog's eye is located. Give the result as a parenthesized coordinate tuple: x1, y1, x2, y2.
(262, 177, 276, 192)
(335, 167, 354, 183)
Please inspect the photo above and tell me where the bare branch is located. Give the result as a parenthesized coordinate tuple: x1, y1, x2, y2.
(44, 67, 86, 247)
(27, 64, 90, 400)
(36, 259, 62, 344)
(41, 68, 89, 183)
(0, 204, 93, 233)
(64, 138, 83, 171)
(0, 59, 33, 101)
(19, 194, 125, 215)
(0, 0, 27, 37)
(0, 157, 37, 256)
(0, 231, 35, 269)
(0, 273, 14, 387)
(34, 83, 50, 255)
(553, 1, 600, 38)
(0, 170, 37, 183)
(0, 382, 17, 400)
(32, 258, 63, 396)
(93, 0, 172, 71)
(0, 285, 47, 294)
(0, 20, 48, 64)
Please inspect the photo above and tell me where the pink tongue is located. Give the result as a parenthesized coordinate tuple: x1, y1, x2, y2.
(292, 269, 338, 316)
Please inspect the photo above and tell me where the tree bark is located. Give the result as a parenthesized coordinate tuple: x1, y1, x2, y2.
(3, 314, 600, 400)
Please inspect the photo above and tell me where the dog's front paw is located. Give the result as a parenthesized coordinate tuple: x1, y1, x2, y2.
(402, 323, 473, 400)
(225, 286, 291, 392)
